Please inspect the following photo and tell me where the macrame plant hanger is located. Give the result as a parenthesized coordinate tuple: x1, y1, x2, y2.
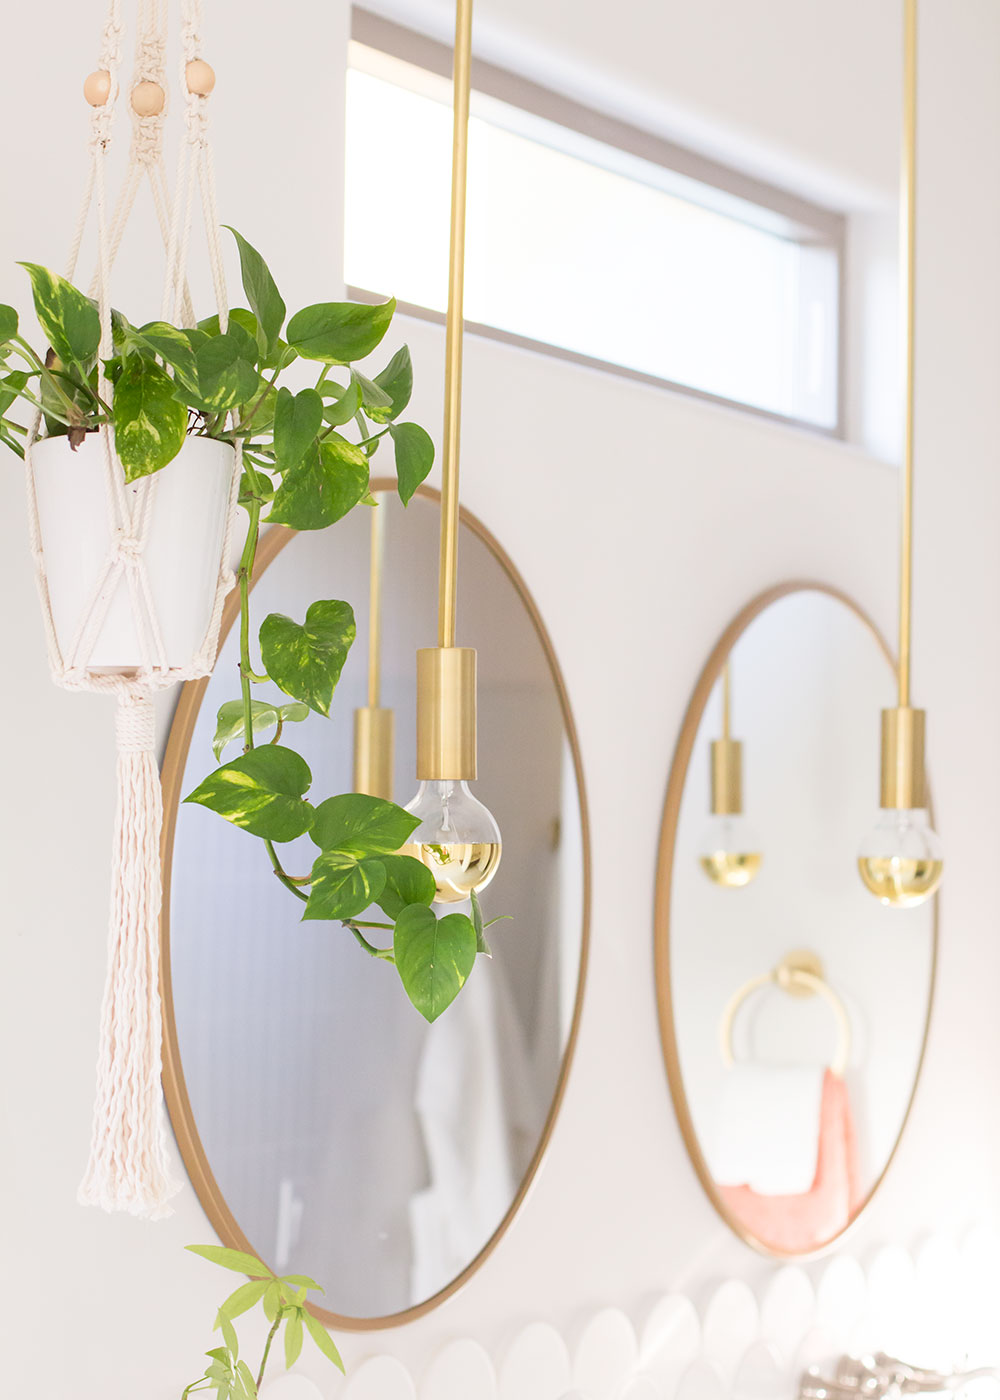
(23, 0, 240, 1218)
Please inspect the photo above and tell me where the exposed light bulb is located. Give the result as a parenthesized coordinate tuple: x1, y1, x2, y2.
(857, 807, 942, 908)
(698, 814, 763, 888)
(403, 778, 502, 904)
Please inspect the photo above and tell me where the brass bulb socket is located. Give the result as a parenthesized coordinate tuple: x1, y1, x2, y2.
(416, 647, 477, 780)
(880, 705, 927, 810)
(710, 737, 743, 816)
(353, 707, 394, 801)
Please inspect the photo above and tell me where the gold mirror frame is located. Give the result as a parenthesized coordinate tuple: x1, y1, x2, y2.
(653, 580, 938, 1259)
(159, 481, 592, 1329)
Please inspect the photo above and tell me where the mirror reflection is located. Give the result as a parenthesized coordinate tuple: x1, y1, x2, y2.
(660, 587, 936, 1255)
(163, 489, 587, 1320)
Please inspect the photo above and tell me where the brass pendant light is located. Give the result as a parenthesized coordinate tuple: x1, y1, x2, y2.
(401, 0, 503, 904)
(857, 0, 943, 908)
(353, 497, 395, 800)
(698, 663, 762, 888)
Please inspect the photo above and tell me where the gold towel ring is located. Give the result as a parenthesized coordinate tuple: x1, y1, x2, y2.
(719, 949, 852, 1076)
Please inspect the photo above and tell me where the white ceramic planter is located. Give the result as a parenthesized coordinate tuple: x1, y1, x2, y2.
(31, 432, 234, 672)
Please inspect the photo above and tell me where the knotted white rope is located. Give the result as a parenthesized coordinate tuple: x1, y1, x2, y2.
(23, 0, 239, 1218)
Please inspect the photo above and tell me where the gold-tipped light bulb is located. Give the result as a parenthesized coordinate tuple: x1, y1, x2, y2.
(403, 778, 502, 904)
(857, 708, 942, 908)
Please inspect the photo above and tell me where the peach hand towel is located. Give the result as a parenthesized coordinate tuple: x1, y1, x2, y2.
(718, 1068, 860, 1253)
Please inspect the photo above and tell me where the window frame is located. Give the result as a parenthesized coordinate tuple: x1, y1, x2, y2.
(348, 7, 848, 439)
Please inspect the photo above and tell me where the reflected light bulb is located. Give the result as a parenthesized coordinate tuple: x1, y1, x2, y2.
(857, 807, 943, 908)
(698, 814, 763, 888)
(403, 778, 502, 904)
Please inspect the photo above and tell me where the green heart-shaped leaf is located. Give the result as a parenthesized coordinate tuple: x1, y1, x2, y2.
(183, 334, 259, 412)
(286, 297, 395, 364)
(259, 600, 355, 715)
(0, 371, 30, 418)
(310, 793, 419, 855)
(303, 850, 386, 921)
(183, 745, 314, 842)
(268, 438, 369, 530)
(212, 698, 309, 761)
(132, 320, 200, 391)
(369, 345, 412, 422)
(376, 852, 436, 919)
(112, 354, 188, 480)
(0, 304, 19, 343)
(320, 376, 362, 427)
(195, 310, 260, 363)
(18, 263, 100, 365)
(273, 386, 323, 471)
(224, 227, 286, 358)
(393, 904, 477, 1022)
(390, 421, 434, 505)
(351, 368, 392, 417)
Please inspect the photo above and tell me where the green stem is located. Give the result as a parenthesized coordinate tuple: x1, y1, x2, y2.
(233, 459, 312, 910)
(233, 363, 281, 437)
(266, 841, 309, 902)
(237, 494, 261, 753)
(256, 1308, 284, 1392)
(3, 384, 77, 425)
(12, 337, 86, 421)
(346, 924, 395, 961)
(49, 365, 113, 416)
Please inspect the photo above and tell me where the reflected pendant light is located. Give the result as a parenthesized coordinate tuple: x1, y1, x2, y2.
(698, 662, 762, 888)
(402, 0, 502, 904)
(857, 0, 943, 908)
(353, 496, 394, 800)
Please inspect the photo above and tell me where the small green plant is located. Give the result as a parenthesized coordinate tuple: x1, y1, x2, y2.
(1, 227, 499, 1021)
(182, 1244, 342, 1398)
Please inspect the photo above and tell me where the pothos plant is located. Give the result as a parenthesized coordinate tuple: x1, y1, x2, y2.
(183, 1243, 342, 1398)
(0, 228, 500, 1021)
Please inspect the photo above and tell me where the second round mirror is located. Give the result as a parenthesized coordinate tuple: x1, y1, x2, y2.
(656, 584, 936, 1257)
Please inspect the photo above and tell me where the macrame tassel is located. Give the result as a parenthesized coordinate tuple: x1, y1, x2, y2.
(78, 690, 179, 1218)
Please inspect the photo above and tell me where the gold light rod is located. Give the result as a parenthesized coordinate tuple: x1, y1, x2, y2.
(438, 0, 474, 650)
(898, 0, 917, 708)
(711, 664, 741, 817)
(367, 497, 384, 708)
(354, 494, 394, 800)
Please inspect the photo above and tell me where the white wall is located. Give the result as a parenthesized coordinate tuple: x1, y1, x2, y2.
(1, 1, 999, 1395)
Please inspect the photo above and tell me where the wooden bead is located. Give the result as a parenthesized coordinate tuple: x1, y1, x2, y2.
(131, 80, 165, 117)
(185, 58, 216, 96)
(83, 69, 111, 106)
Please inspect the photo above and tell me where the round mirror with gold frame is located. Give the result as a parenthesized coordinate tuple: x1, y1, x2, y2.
(654, 582, 937, 1258)
(160, 482, 590, 1327)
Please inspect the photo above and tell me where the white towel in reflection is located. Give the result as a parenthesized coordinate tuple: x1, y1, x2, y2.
(709, 1065, 825, 1196)
(409, 961, 538, 1304)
